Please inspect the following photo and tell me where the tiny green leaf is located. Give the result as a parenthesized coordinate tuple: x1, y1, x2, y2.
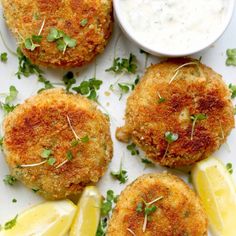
(0, 52, 8, 62)
(165, 132, 179, 144)
(47, 157, 56, 166)
(80, 18, 88, 27)
(226, 163, 233, 174)
(81, 135, 89, 143)
(66, 150, 73, 161)
(4, 215, 18, 230)
(41, 149, 52, 158)
(226, 49, 236, 66)
(3, 175, 17, 186)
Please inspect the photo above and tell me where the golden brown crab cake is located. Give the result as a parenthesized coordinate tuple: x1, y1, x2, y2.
(2, 89, 113, 200)
(116, 58, 235, 167)
(107, 173, 208, 236)
(2, 0, 113, 68)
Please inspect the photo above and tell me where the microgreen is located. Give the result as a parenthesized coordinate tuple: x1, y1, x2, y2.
(0, 86, 18, 114)
(63, 71, 76, 91)
(96, 190, 118, 236)
(0, 136, 3, 149)
(37, 74, 54, 93)
(106, 54, 138, 74)
(47, 28, 77, 53)
(80, 18, 88, 27)
(111, 163, 128, 184)
(141, 158, 155, 167)
(3, 215, 18, 230)
(226, 49, 236, 66)
(12, 198, 17, 203)
(127, 143, 139, 156)
(24, 36, 42, 51)
(41, 149, 52, 158)
(73, 78, 103, 102)
(136, 196, 163, 232)
(0, 52, 7, 62)
(3, 175, 17, 186)
(190, 114, 207, 140)
(81, 135, 90, 143)
(226, 163, 233, 174)
(163, 131, 179, 159)
(66, 150, 73, 161)
(5, 86, 18, 104)
(229, 84, 236, 99)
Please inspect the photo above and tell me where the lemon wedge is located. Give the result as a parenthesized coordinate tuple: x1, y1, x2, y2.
(69, 186, 102, 236)
(192, 157, 236, 236)
(0, 200, 76, 236)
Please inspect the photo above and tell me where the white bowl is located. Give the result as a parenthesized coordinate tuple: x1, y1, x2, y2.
(113, 0, 235, 57)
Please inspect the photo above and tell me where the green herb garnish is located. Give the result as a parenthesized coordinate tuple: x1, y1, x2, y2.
(190, 114, 207, 140)
(226, 49, 236, 66)
(106, 54, 137, 74)
(111, 163, 128, 184)
(63, 71, 76, 91)
(73, 78, 103, 102)
(163, 131, 179, 159)
(229, 84, 236, 99)
(0, 86, 18, 114)
(24, 35, 42, 51)
(0, 52, 7, 62)
(3, 175, 17, 186)
(80, 19, 88, 27)
(136, 196, 163, 232)
(226, 163, 233, 174)
(47, 28, 77, 53)
(127, 143, 139, 156)
(3, 215, 18, 230)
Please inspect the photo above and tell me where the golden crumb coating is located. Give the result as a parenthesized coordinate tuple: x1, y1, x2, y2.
(116, 58, 235, 167)
(3, 89, 113, 200)
(107, 173, 208, 236)
(2, 0, 113, 68)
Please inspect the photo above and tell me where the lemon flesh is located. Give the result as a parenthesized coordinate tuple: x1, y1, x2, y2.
(69, 186, 102, 236)
(0, 200, 76, 236)
(192, 157, 236, 236)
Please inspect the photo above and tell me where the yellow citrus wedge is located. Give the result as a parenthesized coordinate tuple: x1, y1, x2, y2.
(192, 157, 236, 236)
(69, 186, 102, 236)
(0, 200, 76, 236)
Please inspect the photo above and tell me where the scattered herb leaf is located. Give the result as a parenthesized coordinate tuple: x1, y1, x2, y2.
(3, 175, 17, 186)
(229, 84, 236, 99)
(0, 52, 7, 62)
(63, 71, 76, 91)
(226, 163, 233, 174)
(226, 49, 236, 66)
(127, 143, 139, 156)
(190, 114, 207, 140)
(4, 215, 18, 230)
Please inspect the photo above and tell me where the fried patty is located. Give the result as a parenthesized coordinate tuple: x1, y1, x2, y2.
(107, 173, 208, 236)
(2, 0, 113, 68)
(2, 89, 113, 200)
(116, 58, 235, 167)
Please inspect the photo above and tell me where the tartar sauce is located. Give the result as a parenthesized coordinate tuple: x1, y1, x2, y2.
(119, 0, 229, 54)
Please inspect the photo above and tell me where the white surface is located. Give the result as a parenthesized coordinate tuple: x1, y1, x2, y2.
(0, 3, 236, 236)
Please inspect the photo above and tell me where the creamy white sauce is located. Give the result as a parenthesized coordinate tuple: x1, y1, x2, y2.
(119, 0, 229, 54)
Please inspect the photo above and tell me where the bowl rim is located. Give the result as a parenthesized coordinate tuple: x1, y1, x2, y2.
(113, 0, 236, 57)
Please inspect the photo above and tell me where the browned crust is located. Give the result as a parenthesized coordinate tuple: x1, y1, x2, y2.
(107, 173, 208, 236)
(116, 58, 235, 167)
(3, 89, 113, 199)
(2, 0, 113, 68)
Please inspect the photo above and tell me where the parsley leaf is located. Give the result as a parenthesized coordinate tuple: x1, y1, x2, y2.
(0, 52, 7, 62)
(106, 54, 138, 74)
(63, 71, 76, 91)
(4, 215, 18, 230)
(226, 49, 236, 66)
(3, 175, 17, 186)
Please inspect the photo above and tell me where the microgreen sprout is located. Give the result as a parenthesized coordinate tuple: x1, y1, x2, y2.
(226, 163, 233, 174)
(47, 28, 77, 54)
(111, 162, 128, 184)
(3, 215, 18, 230)
(127, 143, 139, 156)
(136, 196, 163, 232)
(229, 84, 236, 99)
(190, 114, 207, 140)
(157, 92, 166, 104)
(168, 62, 199, 84)
(0, 86, 18, 114)
(0, 52, 7, 62)
(226, 48, 236, 66)
(3, 175, 17, 186)
(163, 131, 179, 159)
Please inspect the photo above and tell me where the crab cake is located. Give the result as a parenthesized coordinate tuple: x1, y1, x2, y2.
(116, 58, 235, 167)
(2, 0, 113, 68)
(2, 89, 113, 200)
(107, 173, 208, 236)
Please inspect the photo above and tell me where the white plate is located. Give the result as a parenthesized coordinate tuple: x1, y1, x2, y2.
(0, 4, 236, 236)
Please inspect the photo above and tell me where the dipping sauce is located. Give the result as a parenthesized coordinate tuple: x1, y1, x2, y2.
(119, 0, 230, 54)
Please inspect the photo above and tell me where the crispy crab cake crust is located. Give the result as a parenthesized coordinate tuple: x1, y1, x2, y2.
(116, 58, 235, 167)
(107, 173, 208, 236)
(2, 0, 113, 68)
(3, 89, 113, 200)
